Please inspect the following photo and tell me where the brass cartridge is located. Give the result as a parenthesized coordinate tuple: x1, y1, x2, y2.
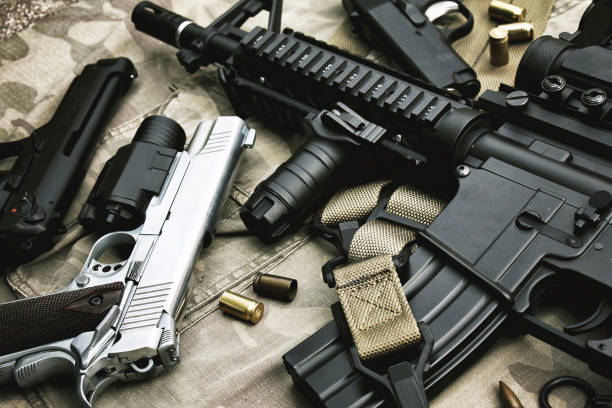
(498, 22, 534, 42)
(253, 272, 298, 301)
(219, 291, 264, 323)
(489, 0, 526, 23)
(489, 27, 510, 66)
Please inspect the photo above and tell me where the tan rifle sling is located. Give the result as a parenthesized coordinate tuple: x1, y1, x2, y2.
(319, 181, 445, 360)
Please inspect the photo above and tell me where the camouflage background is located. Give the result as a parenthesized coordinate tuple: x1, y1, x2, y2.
(0, 0, 610, 407)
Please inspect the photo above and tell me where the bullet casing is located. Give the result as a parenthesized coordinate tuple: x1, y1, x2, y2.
(490, 27, 510, 66)
(219, 291, 264, 323)
(489, 0, 526, 23)
(253, 273, 298, 301)
(498, 22, 534, 42)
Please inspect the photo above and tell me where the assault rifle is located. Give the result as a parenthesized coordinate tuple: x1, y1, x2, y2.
(131, 1, 612, 407)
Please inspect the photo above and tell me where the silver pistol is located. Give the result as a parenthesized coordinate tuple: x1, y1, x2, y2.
(0, 116, 255, 406)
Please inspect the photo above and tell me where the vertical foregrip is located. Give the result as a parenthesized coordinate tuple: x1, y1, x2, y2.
(0, 283, 124, 356)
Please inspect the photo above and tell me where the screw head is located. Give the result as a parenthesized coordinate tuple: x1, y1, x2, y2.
(455, 165, 470, 178)
(599, 343, 607, 350)
(541, 75, 566, 93)
(89, 295, 103, 307)
(581, 88, 607, 107)
(393, 134, 402, 143)
(506, 90, 529, 109)
(75, 275, 90, 287)
(594, 242, 604, 251)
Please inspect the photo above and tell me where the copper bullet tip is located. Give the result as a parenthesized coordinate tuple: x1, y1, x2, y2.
(499, 381, 524, 408)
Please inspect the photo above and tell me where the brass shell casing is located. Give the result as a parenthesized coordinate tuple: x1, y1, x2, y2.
(489, 27, 510, 66)
(489, 0, 526, 23)
(219, 291, 264, 323)
(498, 22, 534, 42)
(253, 273, 298, 301)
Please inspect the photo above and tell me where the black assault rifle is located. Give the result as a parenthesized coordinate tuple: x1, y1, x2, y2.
(131, 1, 612, 407)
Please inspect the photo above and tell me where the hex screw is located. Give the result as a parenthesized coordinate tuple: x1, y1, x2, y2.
(541, 75, 566, 93)
(581, 88, 607, 107)
(89, 295, 103, 307)
(455, 165, 470, 178)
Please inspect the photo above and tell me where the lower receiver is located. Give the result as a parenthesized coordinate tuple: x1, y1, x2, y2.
(0, 115, 255, 407)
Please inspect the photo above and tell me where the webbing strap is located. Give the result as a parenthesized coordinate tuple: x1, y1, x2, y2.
(348, 219, 416, 262)
(321, 182, 445, 360)
(333, 255, 421, 360)
(320, 180, 389, 226)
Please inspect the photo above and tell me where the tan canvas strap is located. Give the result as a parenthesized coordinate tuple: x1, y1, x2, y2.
(333, 254, 421, 360)
(322, 183, 445, 360)
(320, 180, 389, 226)
(348, 219, 417, 262)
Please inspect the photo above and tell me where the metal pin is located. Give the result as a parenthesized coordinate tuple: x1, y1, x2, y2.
(219, 291, 264, 323)
(489, 27, 510, 66)
(499, 381, 525, 408)
(497, 22, 534, 42)
(489, 0, 526, 23)
(253, 273, 298, 301)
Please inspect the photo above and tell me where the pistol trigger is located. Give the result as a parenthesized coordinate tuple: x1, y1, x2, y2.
(424, 1, 459, 23)
(76, 371, 119, 408)
(564, 300, 612, 335)
(429, 0, 474, 43)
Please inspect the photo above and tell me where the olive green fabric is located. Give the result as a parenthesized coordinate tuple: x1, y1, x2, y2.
(1, 1, 610, 408)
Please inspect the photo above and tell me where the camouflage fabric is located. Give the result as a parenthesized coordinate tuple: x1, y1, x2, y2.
(0, 0, 610, 407)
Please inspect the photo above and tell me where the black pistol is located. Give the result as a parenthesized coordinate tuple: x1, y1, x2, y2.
(0, 57, 137, 266)
(343, 0, 480, 97)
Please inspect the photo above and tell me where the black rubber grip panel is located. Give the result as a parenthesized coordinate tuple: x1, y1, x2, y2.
(0, 282, 124, 356)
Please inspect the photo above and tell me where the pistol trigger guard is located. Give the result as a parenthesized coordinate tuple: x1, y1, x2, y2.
(433, 1, 474, 43)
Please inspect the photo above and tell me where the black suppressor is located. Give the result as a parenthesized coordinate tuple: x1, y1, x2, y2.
(79, 116, 185, 232)
(0, 57, 136, 266)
